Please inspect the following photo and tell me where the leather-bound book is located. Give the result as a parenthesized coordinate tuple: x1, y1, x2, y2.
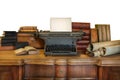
(77, 45, 88, 50)
(106, 25, 111, 41)
(17, 33, 44, 49)
(72, 22, 90, 29)
(81, 36, 90, 40)
(19, 26, 38, 32)
(77, 40, 90, 45)
(91, 28, 98, 43)
(1, 39, 17, 44)
(1, 43, 15, 46)
(0, 46, 15, 50)
(95, 24, 111, 42)
(2, 37, 17, 40)
(3, 31, 17, 37)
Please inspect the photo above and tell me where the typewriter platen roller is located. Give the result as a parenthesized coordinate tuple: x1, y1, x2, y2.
(38, 31, 85, 56)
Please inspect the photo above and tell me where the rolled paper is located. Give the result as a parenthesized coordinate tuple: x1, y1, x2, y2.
(92, 44, 120, 57)
(87, 40, 120, 52)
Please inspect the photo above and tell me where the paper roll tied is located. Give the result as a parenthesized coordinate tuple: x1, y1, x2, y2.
(87, 40, 120, 52)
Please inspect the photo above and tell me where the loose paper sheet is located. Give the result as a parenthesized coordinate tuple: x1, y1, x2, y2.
(50, 17, 72, 32)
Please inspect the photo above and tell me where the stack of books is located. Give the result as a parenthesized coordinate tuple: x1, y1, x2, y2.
(17, 26, 44, 49)
(0, 31, 17, 50)
(72, 22, 91, 52)
(95, 24, 111, 42)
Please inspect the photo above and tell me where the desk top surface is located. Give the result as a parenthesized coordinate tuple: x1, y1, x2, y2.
(0, 50, 120, 66)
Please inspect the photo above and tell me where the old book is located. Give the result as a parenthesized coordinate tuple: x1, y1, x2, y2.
(0, 46, 15, 50)
(2, 37, 17, 40)
(101, 25, 107, 41)
(1, 43, 15, 46)
(19, 26, 37, 30)
(3, 31, 17, 37)
(77, 40, 90, 45)
(95, 24, 111, 42)
(73, 29, 90, 36)
(18, 33, 44, 49)
(72, 22, 90, 29)
(91, 28, 98, 43)
(77, 45, 88, 50)
(19, 26, 38, 32)
(14, 46, 39, 55)
(106, 25, 111, 41)
(80, 36, 90, 40)
(95, 25, 102, 42)
(15, 42, 29, 49)
(72, 22, 91, 52)
(1, 39, 17, 44)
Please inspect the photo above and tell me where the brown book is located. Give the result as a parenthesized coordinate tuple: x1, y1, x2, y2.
(102, 25, 107, 41)
(19, 26, 38, 32)
(72, 22, 90, 29)
(91, 28, 98, 43)
(72, 29, 90, 36)
(17, 33, 44, 49)
(20, 26, 37, 30)
(77, 40, 90, 45)
(77, 45, 88, 50)
(95, 24, 103, 42)
(106, 25, 111, 41)
(95, 24, 111, 42)
(81, 36, 90, 40)
(0, 46, 15, 50)
(17, 33, 34, 37)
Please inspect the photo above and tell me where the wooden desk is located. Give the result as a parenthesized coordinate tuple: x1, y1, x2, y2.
(0, 50, 120, 80)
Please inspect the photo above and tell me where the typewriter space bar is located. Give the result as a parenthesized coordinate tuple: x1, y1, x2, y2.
(52, 51, 70, 53)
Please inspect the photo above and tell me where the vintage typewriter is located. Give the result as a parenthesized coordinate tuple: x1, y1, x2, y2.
(37, 31, 84, 56)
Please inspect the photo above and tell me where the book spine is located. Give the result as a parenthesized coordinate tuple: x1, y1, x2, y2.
(102, 25, 107, 41)
(0, 46, 15, 50)
(91, 28, 98, 43)
(1, 39, 17, 43)
(1, 43, 15, 46)
(76, 40, 90, 45)
(2, 37, 17, 40)
(72, 22, 90, 29)
(95, 24, 111, 42)
(106, 25, 111, 41)
(95, 25, 102, 42)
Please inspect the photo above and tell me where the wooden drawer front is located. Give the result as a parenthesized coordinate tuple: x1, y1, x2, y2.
(0, 66, 19, 80)
(100, 66, 120, 80)
(55, 65, 67, 78)
(24, 78, 54, 80)
(67, 65, 97, 79)
(24, 64, 55, 78)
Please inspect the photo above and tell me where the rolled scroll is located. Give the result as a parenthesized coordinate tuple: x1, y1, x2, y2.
(89, 44, 120, 57)
(87, 40, 120, 52)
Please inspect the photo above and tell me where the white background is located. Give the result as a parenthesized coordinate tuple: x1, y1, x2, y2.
(0, 0, 120, 40)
